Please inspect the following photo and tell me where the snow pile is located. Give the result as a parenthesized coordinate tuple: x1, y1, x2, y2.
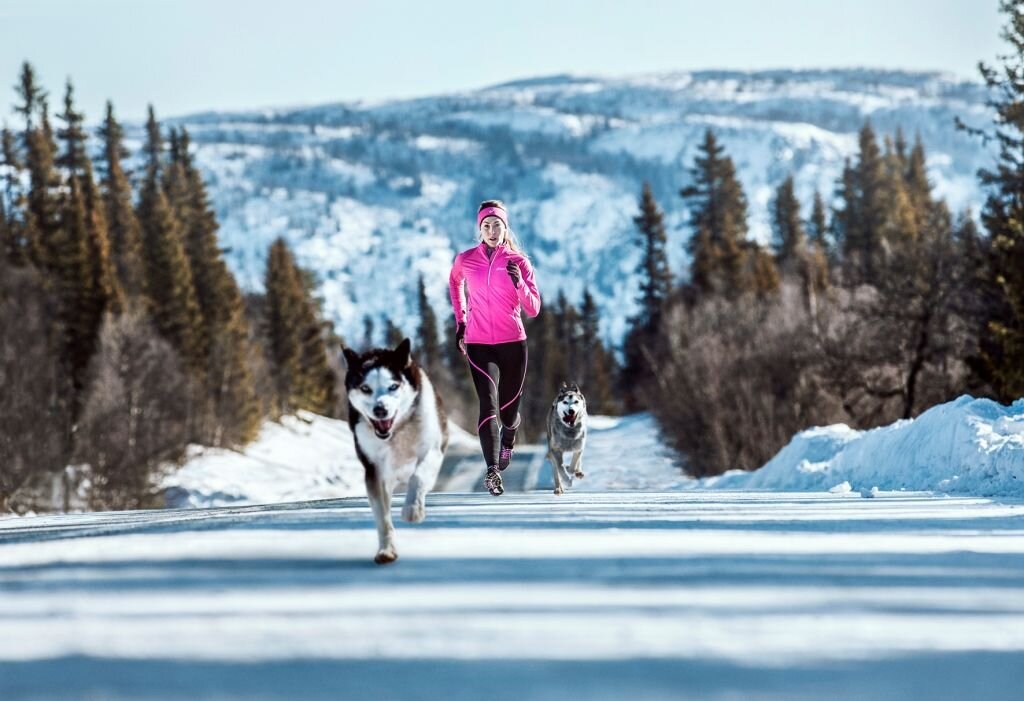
(712, 395, 1024, 497)
(161, 412, 363, 508)
(162, 411, 477, 508)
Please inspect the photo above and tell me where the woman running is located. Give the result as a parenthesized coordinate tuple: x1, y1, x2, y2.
(448, 200, 542, 496)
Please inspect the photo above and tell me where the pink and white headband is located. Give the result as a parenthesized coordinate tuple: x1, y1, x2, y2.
(477, 205, 508, 229)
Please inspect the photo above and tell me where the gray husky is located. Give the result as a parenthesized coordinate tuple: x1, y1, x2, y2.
(342, 338, 448, 564)
(545, 381, 587, 495)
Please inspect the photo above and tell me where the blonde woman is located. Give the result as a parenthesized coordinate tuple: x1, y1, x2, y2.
(448, 200, 542, 495)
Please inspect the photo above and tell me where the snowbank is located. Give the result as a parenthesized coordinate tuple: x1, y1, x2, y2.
(161, 411, 478, 508)
(711, 395, 1024, 497)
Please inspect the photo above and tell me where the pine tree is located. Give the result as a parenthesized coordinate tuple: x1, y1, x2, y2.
(56, 173, 96, 390)
(746, 242, 781, 298)
(24, 98, 61, 270)
(98, 101, 146, 298)
(265, 238, 335, 415)
(526, 302, 565, 437)
(136, 106, 204, 370)
(771, 176, 806, 270)
(632, 182, 672, 329)
(808, 191, 829, 251)
(960, 0, 1024, 400)
(555, 290, 581, 381)
(55, 80, 87, 176)
(415, 274, 440, 371)
(579, 288, 616, 414)
(681, 129, 750, 297)
(171, 127, 259, 444)
(13, 62, 44, 135)
(83, 161, 124, 311)
(904, 134, 931, 216)
(138, 179, 204, 369)
(1, 127, 22, 265)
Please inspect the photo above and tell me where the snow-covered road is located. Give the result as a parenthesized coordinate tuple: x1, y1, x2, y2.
(2, 491, 1023, 700)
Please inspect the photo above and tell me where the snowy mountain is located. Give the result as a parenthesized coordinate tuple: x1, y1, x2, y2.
(142, 69, 993, 348)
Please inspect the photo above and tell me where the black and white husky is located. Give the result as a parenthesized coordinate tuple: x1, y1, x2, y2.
(545, 381, 587, 495)
(342, 338, 448, 564)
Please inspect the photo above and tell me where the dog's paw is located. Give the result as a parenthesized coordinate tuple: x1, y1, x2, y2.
(574, 470, 585, 479)
(374, 548, 399, 565)
(553, 487, 564, 495)
(402, 502, 425, 524)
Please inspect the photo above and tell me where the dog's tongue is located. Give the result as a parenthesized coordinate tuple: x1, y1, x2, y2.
(372, 417, 394, 434)
(564, 413, 576, 426)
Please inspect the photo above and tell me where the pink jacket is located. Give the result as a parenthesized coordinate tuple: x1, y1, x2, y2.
(449, 242, 542, 344)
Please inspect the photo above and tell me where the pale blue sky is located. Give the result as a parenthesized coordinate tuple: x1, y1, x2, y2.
(0, 0, 1005, 124)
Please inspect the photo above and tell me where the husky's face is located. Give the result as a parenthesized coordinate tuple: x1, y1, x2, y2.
(343, 338, 418, 440)
(554, 381, 586, 428)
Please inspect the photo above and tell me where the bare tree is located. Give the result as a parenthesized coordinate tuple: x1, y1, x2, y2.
(75, 305, 189, 510)
(0, 264, 69, 512)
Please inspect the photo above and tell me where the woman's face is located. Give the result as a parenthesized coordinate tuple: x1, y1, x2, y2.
(479, 215, 506, 248)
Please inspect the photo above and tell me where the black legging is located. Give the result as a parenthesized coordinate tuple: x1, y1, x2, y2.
(466, 340, 528, 467)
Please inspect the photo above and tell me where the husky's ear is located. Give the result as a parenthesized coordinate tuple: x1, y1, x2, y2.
(394, 338, 412, 368)
(559, 380, 569, 390)
(342, 346, 360, 370)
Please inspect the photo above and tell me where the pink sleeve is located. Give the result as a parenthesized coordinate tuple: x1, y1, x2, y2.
(448, 253, 467, 324)
(515, 256, 541, 318)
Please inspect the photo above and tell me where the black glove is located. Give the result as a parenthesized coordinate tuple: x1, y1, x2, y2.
(506, 260, 521, 288)
(455, 322, 466, 354)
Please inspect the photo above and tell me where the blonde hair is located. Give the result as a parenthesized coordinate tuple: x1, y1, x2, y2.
(477, 199, 529, 258)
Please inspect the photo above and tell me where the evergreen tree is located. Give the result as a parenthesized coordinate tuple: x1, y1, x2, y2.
(415, 274, 440, 370)
(745, 242, 781, 299)
(808, 190, 828, 247)
(960, 0, 1024, 400)
(555, 290, 581, 380)
(98, 101, 146, 298)
(681, 129, 750, 297)
(837, 121, 921, 284)
(579, 288, 616, 414)
(1, 127, 22, 264)
(13, 62, 44, 135)
(23, 98, 61, 270)
(81, 161, 124, 318)
(136, 106, 204, 370)
(904, 134, 931, 216)
(138, 178, 204, 369)
(172, 127, 260, 444)
(771, 176, 806, 270)
(265, 237, 335, 415)
(55, 174, 96, 390)
(526, 302, 564, 438)
(632, 182, 672, 328)
(55, 80, 87, 176)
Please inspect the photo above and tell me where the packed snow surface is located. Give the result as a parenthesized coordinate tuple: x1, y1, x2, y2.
(1, 491, 1022, 700)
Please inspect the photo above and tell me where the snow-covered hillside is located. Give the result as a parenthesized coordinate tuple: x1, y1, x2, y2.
(137, 69, 993, 348)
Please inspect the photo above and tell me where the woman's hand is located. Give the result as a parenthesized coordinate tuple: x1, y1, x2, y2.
(506, 260, 521, 288)
(455, 322, 466, 355)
